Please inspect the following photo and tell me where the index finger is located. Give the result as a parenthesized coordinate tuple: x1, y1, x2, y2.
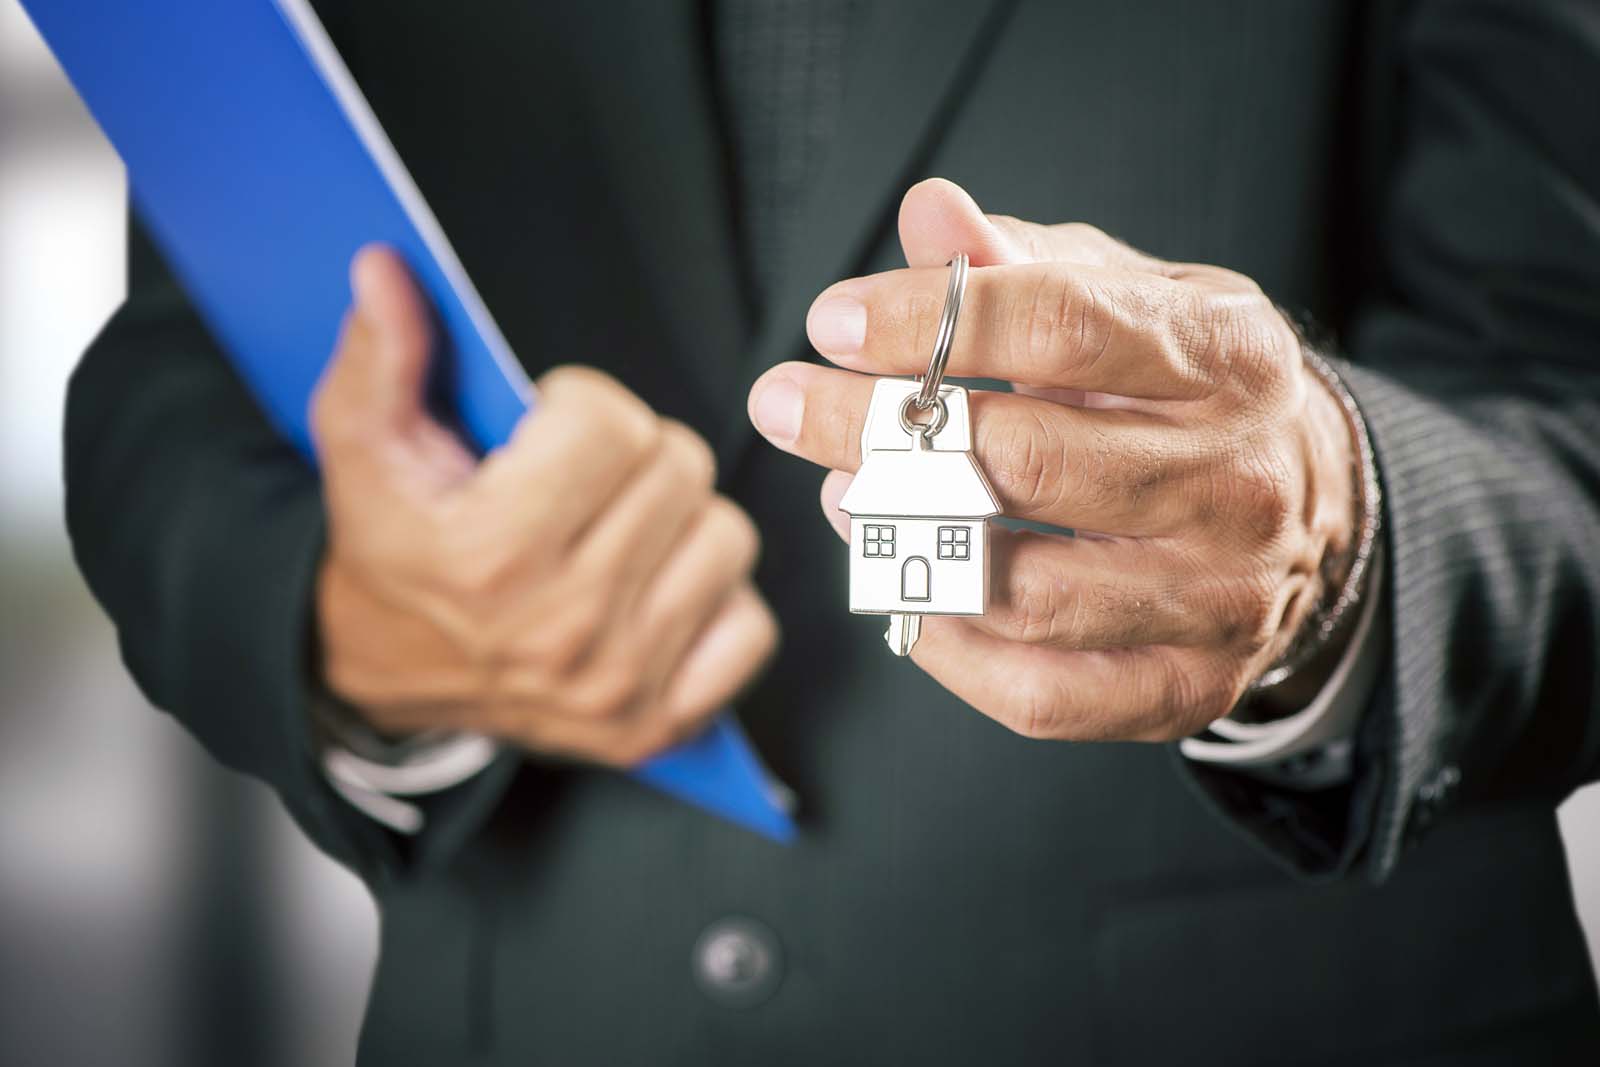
(806, 262, 1261, 401)
(749, 361, 1204, 536)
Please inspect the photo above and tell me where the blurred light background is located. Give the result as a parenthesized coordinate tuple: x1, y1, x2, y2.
(1, 3, 375, 1065)
(1, 3, 1596, 1065)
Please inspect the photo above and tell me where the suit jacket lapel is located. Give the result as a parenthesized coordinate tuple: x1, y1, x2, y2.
(560, 0, 753, 415)
(715, 0, 1016, 468)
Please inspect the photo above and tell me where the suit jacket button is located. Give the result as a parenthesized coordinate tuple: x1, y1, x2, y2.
(693, 916, 783, 1007)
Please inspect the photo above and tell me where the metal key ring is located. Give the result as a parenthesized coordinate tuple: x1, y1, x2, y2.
(898, 392, 949, 439)
(913, 251, 969, 412)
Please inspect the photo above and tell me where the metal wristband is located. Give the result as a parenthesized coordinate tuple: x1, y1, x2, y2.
(1250, 347, 1383, 692)
(313, 689, 462, 767)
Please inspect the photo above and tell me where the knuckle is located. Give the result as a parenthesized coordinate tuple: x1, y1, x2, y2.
(1113, 432, 1167, 513)
(1089, 582, 1151, 648)
(1152, 658, 1234, 737)
(1186, 292, 1293, 400)
(541, 365, 662, 458)
(1152, 661, 1197, 730)
(1006, 575, 1066, 645)
(1259, 310, 1305, 398)
(1000, 545, 1110, 649)
(598, 405, 662, 465)
(1175, 290, 1240, 392)
(1189, 461, 1227, 528)
(733, 593, 781, 671)
(1005, 674, 1068, 741)
(656, 688, 706, 731)
(366, 505, 452, 587)
(1215, 571, 1281, 654)
(566, 670, 638, 722)
(1018, 269, 1113, 379)
(1222, 268, 1265, 296)
(441, 542, 515, 600)
(456, 620, 511, 680)
(606, 630, 654, 681)
(1199, 665, 1249, 727)
(1231, 449, 1297, 544)
(1235, 298, 1298, 399)
(429, 517, 527, 602)
(660, 419, 716, 491)
(532, 596, 608, 676)
(535, 363, 618, 398)
(986, 406, 1069, 517)
(707, 496, 761, 569)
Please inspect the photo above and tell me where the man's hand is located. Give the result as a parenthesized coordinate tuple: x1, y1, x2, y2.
(747, 179, 1357, 743)
(311, 247, 777, 767)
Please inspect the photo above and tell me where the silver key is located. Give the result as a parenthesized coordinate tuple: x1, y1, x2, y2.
(839, 254, 998, 656)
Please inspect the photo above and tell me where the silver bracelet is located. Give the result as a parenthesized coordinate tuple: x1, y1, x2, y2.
(1250, 347, 1383, 691)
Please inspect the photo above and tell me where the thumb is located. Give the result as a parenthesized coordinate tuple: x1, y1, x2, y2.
(897, 177, 1166, 273)
(311, 244, 472, 484)
(897, 180, 1161, 411)
(897, 178, 1031, 269)
(343, 243, 435, 427)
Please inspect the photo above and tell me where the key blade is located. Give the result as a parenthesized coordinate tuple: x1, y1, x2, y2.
(885, 613, 922, 656)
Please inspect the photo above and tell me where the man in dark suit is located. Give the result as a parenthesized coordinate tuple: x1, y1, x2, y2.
(64, 1, 1600, 1062)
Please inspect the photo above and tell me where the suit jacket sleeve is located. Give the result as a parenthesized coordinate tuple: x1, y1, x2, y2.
(63, 217, 517, 887)
(1184, 0, 1600, 882)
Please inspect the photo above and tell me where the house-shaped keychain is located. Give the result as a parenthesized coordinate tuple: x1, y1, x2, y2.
(840, 379, 1000, 654)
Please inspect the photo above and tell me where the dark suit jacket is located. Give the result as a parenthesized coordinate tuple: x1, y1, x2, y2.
(63, 1, 1600, 1063)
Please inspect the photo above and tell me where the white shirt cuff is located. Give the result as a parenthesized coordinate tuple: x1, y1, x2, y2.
(318, 723, 501, 835)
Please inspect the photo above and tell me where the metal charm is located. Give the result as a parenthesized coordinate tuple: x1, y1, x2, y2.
(839, 253, 999, 656)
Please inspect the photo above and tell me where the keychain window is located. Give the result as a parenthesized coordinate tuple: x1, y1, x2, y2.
(864, 524, 897, 558)
(938, 526, 970, 560)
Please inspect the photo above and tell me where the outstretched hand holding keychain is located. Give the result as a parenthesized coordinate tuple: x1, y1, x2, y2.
(747, 179, 1377, 742)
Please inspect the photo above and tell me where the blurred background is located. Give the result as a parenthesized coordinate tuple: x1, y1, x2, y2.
(0, 3, 375, 1065)
(1, 2, 1596, 1064)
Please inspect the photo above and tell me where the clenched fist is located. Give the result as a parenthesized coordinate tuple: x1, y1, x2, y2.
(311, 247, 777, 767)
(748, 179, 1361, 743)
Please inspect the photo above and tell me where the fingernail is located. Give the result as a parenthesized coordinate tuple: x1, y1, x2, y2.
(807, 295, 867, 357)
(750, 376, 805, 446)
(348, 244, 385, 307)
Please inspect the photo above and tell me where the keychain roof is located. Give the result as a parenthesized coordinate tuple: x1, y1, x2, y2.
(839, 379, 999, 519)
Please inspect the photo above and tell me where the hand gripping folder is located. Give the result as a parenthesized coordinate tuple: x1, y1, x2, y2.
(22, 0, 795, 842)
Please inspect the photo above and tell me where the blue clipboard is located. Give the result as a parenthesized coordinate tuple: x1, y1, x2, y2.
(21, 0, 794, 843)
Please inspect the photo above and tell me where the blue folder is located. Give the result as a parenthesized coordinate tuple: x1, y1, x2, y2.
(22, 0, 794, 843)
